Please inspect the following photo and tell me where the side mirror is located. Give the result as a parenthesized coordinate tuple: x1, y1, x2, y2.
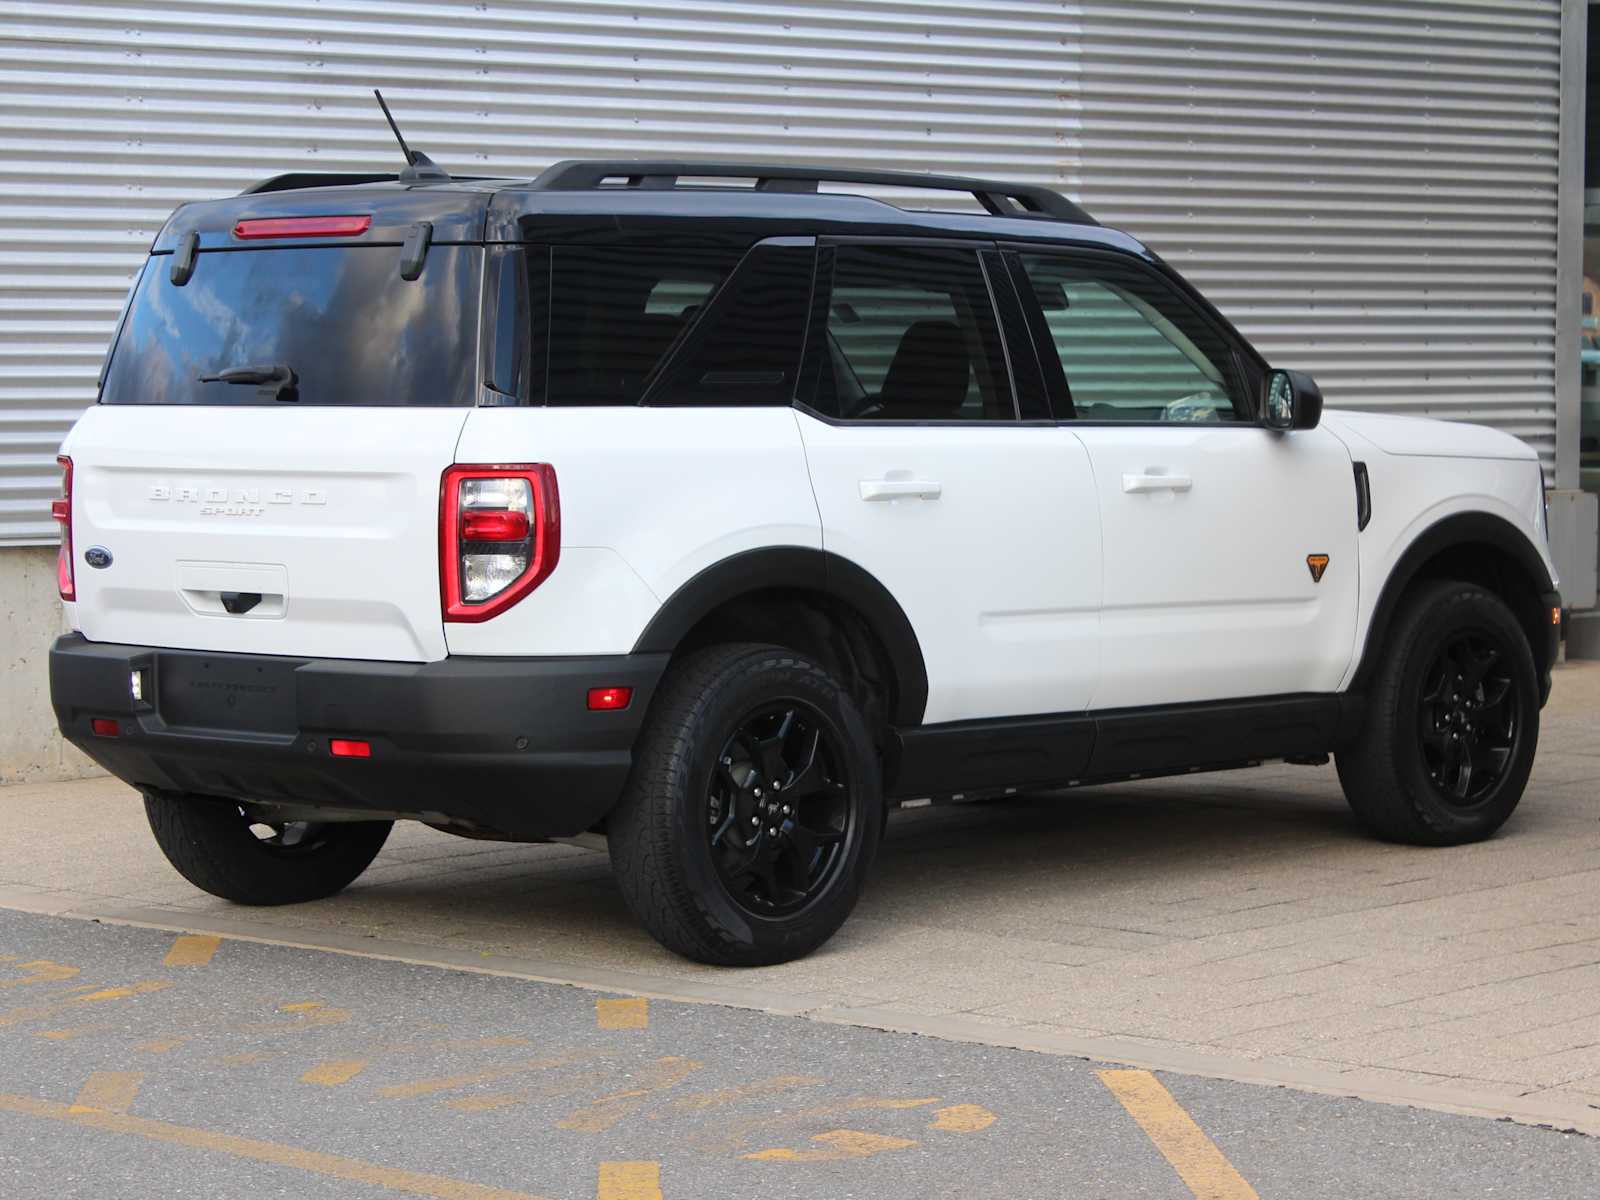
(1264, 368, 1323, 431)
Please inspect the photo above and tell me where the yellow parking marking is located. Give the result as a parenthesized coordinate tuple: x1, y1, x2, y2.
(1, 980, 170, 1028)
(744, 1129, 918, 1162)
(73, 981, 172, 1004)
(1098, 1070, 1260, 1200)
(689, 1095, 942, 1155)
(70, 1071, 143, 1114)
(377, 1048, 599, 1100)
(37, 1028, 97, 1041)
(280, 1000, 325, 1012)
(445, 1092, 531, 1114)
(163, 934, 220, 967)
(653, 1074, 820, 1116)
(0, 1091, 548, 1200)
(929, 1103, 996, 1133)
(558, 1057, 701, 1133)
(134, 1036, 192, 1054)
(597, 1161, 661, 1200)
(301, 1058, 369, 1087)
(596, 997, 648, 1030)
(1, 960, 80, 988)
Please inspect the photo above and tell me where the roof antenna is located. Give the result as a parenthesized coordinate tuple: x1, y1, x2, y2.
(373, 89, 449, 183)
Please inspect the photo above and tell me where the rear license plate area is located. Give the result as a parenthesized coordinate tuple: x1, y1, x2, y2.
(158, 654, 300, 734)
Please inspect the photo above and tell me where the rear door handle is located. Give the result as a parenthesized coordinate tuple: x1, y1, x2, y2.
(1122, 472, 1193, 494)
(859, 479, 942, 501)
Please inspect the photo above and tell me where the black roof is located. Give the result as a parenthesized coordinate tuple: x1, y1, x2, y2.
(153, 160, 1144, 257)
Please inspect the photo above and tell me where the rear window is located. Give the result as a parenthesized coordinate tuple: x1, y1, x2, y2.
(101, 245, 481, 406)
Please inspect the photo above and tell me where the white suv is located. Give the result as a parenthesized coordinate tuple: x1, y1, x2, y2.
(49, 160, 1561, 966)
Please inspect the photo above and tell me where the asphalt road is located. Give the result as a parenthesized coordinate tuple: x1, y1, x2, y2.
(1, 908, 1595, 1199)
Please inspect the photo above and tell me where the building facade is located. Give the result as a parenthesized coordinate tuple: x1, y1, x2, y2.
(2, 0, 1593, 778)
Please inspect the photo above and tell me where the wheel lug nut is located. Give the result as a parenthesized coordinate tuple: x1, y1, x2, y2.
(782, 804, 791, 814)
(750, 816, 759, 826)
(772, 780, 781, 791)
(768, 827, 778, 836)
(754, 787, 763, 798)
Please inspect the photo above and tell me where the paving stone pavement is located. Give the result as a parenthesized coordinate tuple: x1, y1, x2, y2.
(3, 661, 1597, 1133)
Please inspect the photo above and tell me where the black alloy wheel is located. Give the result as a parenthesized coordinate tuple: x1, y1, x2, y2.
(1417, 630, 1522, 807)
(706, 701, 853, 918)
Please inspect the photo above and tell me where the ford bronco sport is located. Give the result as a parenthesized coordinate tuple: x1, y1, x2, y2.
(49, 155, 1562, 966)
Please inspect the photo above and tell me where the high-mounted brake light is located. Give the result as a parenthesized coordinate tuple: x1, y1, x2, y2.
(53, 455, 74, 601)
(440, 464, 560, 622)
(232, 215, 372, 240)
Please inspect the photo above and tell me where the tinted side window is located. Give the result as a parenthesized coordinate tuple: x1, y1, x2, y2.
(650, 243, 815, 407)
(813, 245, 1014, 421)
(546, 247, 740, 406)
(1016, 253, 1246, 423)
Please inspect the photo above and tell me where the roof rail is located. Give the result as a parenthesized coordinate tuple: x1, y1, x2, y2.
(529, 160, 1095, 224)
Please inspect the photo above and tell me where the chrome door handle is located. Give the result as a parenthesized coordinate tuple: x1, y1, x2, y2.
(1122, 472, 1193, 494)
(859, 479, 942, 501)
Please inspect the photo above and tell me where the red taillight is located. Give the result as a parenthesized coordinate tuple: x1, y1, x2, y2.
(54, 454, 74, 601)
(329, 739, 372, 759)
(461, 510, 531, 542)
(586, 687, 633, 711)
(232, 215, 372, 240)
(90, 718, 119, 737)
(440, 464, 560, 623)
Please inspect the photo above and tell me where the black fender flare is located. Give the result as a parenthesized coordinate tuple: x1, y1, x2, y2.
(1351, 510, 1557, 696)
(631, 547, 930, 726)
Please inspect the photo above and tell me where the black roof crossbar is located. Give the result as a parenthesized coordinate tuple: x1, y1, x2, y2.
(529, 160, 1095, 224)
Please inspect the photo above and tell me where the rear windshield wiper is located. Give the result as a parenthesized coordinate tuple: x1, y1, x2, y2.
(197, 363, 298, 402)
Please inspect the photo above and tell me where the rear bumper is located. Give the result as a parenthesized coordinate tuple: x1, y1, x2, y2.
(49, 634, 667, 839)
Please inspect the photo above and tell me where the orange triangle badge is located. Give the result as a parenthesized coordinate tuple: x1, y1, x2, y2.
(1306, 554, 1330, 583)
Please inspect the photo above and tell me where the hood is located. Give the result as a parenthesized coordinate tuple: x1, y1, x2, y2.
(1320, 409, 1538, 463)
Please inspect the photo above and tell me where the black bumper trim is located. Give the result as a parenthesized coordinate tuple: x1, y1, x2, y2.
(49, 634, 668, 839)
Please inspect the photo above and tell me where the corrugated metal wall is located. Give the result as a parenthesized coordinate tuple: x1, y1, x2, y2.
(0, 0, 1565, 544)
(1077, 0, 1564, 473)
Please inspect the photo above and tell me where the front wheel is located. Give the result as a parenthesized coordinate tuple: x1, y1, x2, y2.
(1336, 580, 1540, 846)
(144, 791, 392, 905)
(608, 643, 882, 966)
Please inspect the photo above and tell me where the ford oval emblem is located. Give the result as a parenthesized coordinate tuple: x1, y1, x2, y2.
(84, 546, 113, 569)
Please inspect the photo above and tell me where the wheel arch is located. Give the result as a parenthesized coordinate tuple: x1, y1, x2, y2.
(631, 547, 930, 727)
(1351, 511, 1558, 699)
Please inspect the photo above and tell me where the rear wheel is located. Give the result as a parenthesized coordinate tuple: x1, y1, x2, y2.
(1336, 580, 1539, 846)
(607, 643, 882, 966)
(144, 791, 391, 905)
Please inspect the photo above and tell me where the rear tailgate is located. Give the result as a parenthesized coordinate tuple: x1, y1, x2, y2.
(63, 405, 468, 661)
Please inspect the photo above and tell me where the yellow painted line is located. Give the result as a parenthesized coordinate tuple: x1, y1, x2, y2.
(744, 1129, 918, 1162)
(70, 1071, 143, 1114)
(597, 1161, 661, 1200)
(653, 1074, 820, 1116)
(279, 1000, 324, 1012)
(376, 1048, 599, 1100)
(134, 1036, 192, 1054)
(73, 981, 172, 1004)
(301, 1059, 369, 1087)
(928, 1103, 996, 1133)
(1098, 1070, 1260, 1200)
(163, 934, 220, 967)
(0, 1091, 549, 1200)
(558, 1057, 701, 1133)
(1, 960, 81, 988)
(596, 997, 648, 1030)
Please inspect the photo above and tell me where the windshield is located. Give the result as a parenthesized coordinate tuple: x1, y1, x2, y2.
(101, 245, 481, 406)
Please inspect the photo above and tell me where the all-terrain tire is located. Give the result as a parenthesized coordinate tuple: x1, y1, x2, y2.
(607, 643, 882, 966)
(1336, 580, 1539, 846)
(144, 791, 392, 905)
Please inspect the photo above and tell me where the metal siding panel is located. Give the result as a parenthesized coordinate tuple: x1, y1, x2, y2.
(0, 0, 1083, 544)
(1078, 0, 1563, 478)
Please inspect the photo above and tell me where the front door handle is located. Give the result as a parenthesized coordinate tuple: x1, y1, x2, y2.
(1122, 472, 1193, 494)
(859, 479, 942, 502)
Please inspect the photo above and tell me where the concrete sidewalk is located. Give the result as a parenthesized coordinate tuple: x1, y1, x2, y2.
(3, 663, 1598, 1134)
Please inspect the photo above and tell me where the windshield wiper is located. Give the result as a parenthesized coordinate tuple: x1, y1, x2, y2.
(197, 363, 298, 402)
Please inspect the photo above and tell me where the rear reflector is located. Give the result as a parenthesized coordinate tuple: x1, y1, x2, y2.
(586, 686, 633, 711)
(90, 718, 120, 737)
(232, 215, 372, 240)
(329, 739, 372, 759)
(461, 510, 532, 542)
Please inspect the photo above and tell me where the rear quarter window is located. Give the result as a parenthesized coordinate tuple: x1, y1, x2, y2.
(101, 245, 481, 407)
